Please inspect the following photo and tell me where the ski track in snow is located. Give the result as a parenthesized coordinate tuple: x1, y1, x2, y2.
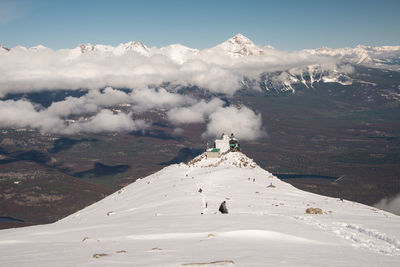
(337, 223, 400, 255)
(292, 215, 400, 256)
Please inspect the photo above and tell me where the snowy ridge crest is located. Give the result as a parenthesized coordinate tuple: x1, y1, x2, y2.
(188, 151, 258, 169)
(216, 33, 264, 57)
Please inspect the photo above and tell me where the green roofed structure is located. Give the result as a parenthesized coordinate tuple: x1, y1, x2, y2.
(206, 133, 241, 158)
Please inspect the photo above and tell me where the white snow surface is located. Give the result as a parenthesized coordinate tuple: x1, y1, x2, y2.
(0, 152, 399, 266)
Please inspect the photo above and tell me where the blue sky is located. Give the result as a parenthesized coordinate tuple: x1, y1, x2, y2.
(0, 0, 399, 50)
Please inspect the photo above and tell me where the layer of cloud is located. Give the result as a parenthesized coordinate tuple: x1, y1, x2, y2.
(46, 87, 193, 117)
(0, 99, 62, 132)
(62, 109, 148, 134)
(0, 99, 149, 134)
(2, 43, 324, 138)
(374, 193, 400, 216)
(0, 91, 265, 140)
(0, 44, 340, 97)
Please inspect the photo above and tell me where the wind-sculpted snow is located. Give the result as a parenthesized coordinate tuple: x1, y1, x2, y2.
(0, 152, 399, 266)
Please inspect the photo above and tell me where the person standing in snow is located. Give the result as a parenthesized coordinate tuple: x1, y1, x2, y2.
(219, 201, 228, 214)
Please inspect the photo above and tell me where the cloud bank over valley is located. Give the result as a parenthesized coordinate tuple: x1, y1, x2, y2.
(1, 34, 399, 139)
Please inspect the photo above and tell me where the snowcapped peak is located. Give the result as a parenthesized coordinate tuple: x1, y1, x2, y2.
(75, 43, 115, 54)
(28, 45, 49, 52)
(13, 45, 29, 51)
(230, 33, 254, 46)
(114, 41, 150, 56)
(78, 43, 95, 53)
(216, 33, 264, 57)
(66, 41, 150, 58)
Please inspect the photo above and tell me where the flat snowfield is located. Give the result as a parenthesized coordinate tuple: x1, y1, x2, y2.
(0, 152, 399, 266)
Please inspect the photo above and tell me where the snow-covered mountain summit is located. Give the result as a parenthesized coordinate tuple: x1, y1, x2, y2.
(67, 41, 150, 58)
(0, 151, 399, 266)
(215, 33, 264, 57)
(114, 41, 150, 56)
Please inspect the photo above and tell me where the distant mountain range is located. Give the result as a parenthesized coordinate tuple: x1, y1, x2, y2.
(2, 34, 399, 69)
(1, 34, 399, 97)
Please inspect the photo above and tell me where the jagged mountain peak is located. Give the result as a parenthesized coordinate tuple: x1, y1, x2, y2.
(228, 33, 254, 45)
(0, 44, 10, 51)
(116, 41, 148, 50)
(28, 45, 49, 51)
(77, 43, 95, 53)
(67, 41, 150, 58)
(217, 33, 263, 56)
(114, 41, 150, 56)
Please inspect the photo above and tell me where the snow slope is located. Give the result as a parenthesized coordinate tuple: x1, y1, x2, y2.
(0, 152, 399, 266)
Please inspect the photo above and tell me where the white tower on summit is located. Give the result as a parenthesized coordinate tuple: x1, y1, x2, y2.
(215, 133, 231, 153)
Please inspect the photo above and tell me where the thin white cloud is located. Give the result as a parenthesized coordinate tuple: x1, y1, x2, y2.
(62, 109, 148, 134)
(46, 87, 194, 117)
(0, 99, 63, 132)
(130, 87, 194, 112)
(202, 106, 266, 141)
(0, 98, 149, 135)
(167, 98, 225, 124)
